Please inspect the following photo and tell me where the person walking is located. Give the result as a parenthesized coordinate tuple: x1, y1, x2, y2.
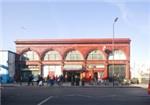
(38, 76, 43, 86)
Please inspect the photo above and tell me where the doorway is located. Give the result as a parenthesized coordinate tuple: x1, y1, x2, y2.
(63, 71, 80, 82)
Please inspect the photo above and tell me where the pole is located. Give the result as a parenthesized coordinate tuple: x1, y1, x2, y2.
(149, 67, 150, 84)
(112, 17, 118, 87)
(148, 67, 150, 94)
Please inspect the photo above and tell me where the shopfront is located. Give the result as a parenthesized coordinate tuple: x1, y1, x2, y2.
(85, 64, 106, 81)
(63, 64, 83, 82)
(16, 38, 131, 81)
(21, 65, 40, 81)
(43, 65, 62, 78)
(108, 65, 126, 81)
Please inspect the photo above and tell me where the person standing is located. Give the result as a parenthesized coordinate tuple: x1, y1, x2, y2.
(71, 75, 75, 86)
(46, 75, 50, 86)
(37, 75, 40, 86)
(28, 74, 33, 86)
(75, 75, 80, 86)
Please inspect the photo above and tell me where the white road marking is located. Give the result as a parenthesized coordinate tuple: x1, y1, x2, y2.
(65, 94, 92, 98)
(65, 94, 117, 98)
(77, 94, 92, 98)
(37, 96, 53, 105)
(99, 94, 117, 98)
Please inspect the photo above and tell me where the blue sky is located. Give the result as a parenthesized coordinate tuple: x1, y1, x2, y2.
(0, 0, 150, 65)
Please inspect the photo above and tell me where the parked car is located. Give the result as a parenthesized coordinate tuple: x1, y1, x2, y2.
(121, 79, 131, 85)
(131, 78, 139, 84)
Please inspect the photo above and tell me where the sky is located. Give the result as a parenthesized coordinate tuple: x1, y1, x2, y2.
(0, 0, 150, 66)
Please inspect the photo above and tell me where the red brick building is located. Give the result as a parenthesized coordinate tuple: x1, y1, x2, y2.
(15, 38, 130, 82)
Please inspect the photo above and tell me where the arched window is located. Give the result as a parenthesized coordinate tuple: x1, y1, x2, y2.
(20, 51, 39, 61)
(44, 51, 61, 60)
(87, 50, 104, 60)
(108, 50, 126, 60)
(65, 50, 84, 60)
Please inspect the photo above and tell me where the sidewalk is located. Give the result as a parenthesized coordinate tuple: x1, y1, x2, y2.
(0, 82, 148, 89)
(130, 84, 148, 89)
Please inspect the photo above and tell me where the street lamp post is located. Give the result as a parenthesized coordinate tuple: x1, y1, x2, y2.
(112, 17, 118, 87)
(148, 67, 150, 94)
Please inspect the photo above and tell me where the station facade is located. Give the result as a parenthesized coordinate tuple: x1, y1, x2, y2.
(15, 38, 130, 82)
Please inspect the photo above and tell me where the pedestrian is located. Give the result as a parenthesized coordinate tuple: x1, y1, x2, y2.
(81, 73, 85, 86)
(28, 74, 33, 86)
(46, 75, 50, 86)
(50, 75, 55, 86)
(38, 76, 43, 86)
(81, 77, 85, 86)
(71, 75, 75, 86)
(57, 75, 63, 86)
(65, 74, 68, 82)
(36, 75, 40, 86)
(75, 75, 80, 86)
(19, 76, 22, 85)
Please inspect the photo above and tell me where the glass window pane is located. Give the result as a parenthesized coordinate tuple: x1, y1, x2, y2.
(65, 50, 83, 60)
(108, 65, 126, 79)
(108, 50, 126, 60)
(20, 51, 39, 61)
(87, 50, 104, 60)
(44, 51, 61, 60)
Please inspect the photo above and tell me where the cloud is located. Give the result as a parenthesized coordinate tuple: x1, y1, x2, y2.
(112, 2, 150, 36)
(115, 3, 130, 23)
(103, 1, 134, 28)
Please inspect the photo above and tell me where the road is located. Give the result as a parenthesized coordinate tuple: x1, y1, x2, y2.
(1, 86, 150, 105)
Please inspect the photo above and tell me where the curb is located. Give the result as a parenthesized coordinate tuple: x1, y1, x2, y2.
(1, 83, 147, 89)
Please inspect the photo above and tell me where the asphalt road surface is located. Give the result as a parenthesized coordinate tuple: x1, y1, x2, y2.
(1, 86, 150, 105)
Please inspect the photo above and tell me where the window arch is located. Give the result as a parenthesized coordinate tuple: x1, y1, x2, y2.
(65, 50, 84, 60)
(87, 50, 104, 60)
(43, 50, 61, 60)
(108, 50, 126, 60)
(20, 51, 39, 61)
